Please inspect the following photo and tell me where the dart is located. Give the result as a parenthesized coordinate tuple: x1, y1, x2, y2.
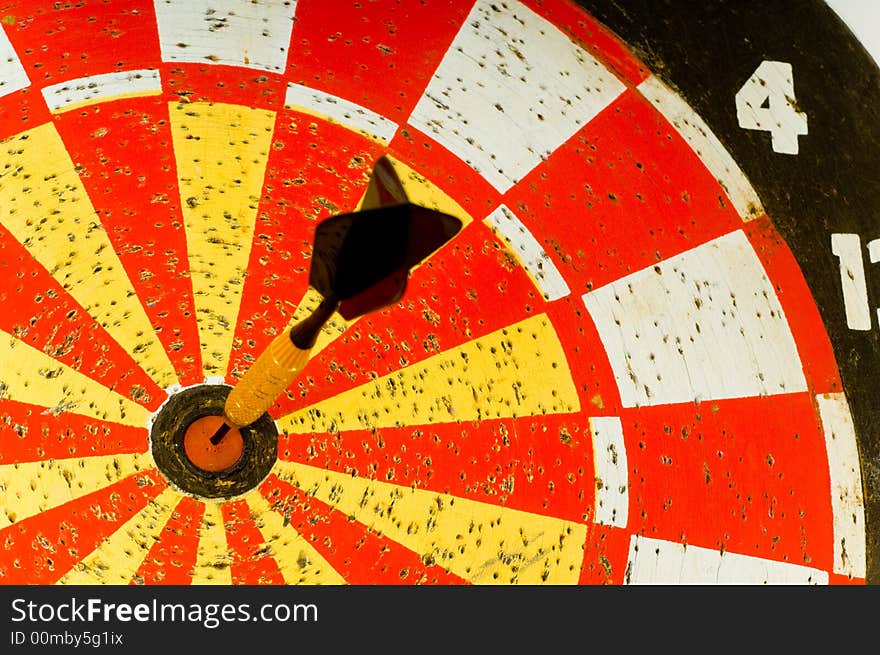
(204, 157, 463, 448)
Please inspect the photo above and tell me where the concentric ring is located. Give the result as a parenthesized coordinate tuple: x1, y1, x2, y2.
(149, 385, 278, 499)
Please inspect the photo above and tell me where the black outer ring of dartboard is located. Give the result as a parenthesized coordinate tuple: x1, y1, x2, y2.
(149, 385, 279, 499)
(582, 0, 880, 583)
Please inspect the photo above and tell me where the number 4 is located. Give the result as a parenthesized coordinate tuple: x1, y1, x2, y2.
(736, 60, 808, 155)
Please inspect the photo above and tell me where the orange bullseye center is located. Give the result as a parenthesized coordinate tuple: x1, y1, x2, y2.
(183, 415, 244, 472)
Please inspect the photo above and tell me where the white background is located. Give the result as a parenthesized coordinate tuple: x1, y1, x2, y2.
(826, 0, 880, 66)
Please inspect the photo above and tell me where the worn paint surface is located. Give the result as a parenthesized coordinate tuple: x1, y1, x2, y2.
(243, 491, 347, 585)
(57, 487, 181, 584)
(626, 534, 829, 584)
(276, 313, 580, 434)
(0, 123, 178, 389)
(169, 101, 276, 378)
(0, 0, 868, 586)
(42, 69, 163, 114)
(190, 502, 232, 585)
(276, 461, 587, 584)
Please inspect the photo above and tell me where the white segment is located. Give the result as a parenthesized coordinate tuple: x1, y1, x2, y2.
(408, 0, 625, 193)
(816, 393, 867, 579)
(638, 75, 764, 221)
(41, 69, 162, 112)
(626, 535, 829, 584)
(589, 416, 628, 528)
(485, 204, 570, 301)
(285, 83, 399, 144)
(153, 0, 297, 73)
(582, 230, 807, 407)
(0, 27, 29, 98)
(831, 233, 871, 330)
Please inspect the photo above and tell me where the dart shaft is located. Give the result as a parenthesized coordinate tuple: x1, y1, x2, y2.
(208, 421, 231, 445)
(223, 326, 311, 428)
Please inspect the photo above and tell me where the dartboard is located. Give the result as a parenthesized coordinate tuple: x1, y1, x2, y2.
(0, 0, 875, 586)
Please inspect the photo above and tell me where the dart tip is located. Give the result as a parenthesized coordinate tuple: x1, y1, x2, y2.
(209, 420, 233, 446)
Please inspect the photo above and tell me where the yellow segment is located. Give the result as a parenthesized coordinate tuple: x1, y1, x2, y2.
(169, 101, 276, 378)
(356, 155, 473, 228)
(246, 491, 347, 585)
(190, 501, 232, 585)
(0, 124, 178, 388)
(277, 462, 586, 584)
(277, 313, 579, 434)
(57, 487, 181, 584)
(0, 329, 150, 427)
(0, 453, 152, 529)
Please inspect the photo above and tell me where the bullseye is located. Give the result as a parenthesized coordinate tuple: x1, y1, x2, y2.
(183, 416, 244, 473)
(148, 385, 278, 500)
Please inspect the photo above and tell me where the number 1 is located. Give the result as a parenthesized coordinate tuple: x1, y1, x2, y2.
(831, 233, 872, 331)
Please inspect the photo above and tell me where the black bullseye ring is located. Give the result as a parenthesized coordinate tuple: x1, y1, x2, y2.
(149, 385, 278, 499)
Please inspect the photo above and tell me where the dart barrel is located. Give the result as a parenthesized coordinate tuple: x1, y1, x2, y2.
(223, 327, 311, 429)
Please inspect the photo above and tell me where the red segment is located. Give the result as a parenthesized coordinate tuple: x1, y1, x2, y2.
(184, 416, 244, 473)
(1, 0, 160, 87)
(0, 86, 52, 141)
(133, 495, 204, 585)
(578, 524, 632, 584)
(622, 393, 835, 572)
(745, 214, 842, 395)
(505, 90, 743, 295)
(389, 124, 500, 219)
(0, 469, 166, 584)
(286, 0, 472, 124)
(161, 63, 286, 111)
(0, 399, 146, 465)
(227, 112, 384, 381)
(260, 474, 466, 584)
(279, 413, 596, 525)
(521, 0, 649, 86)
(53, 96, 203, 387)
(269, 220, 539, 416)
(829, 571, 865, 585)
(0, 224, 166, 408)
(547, 297, 623, 416)
(221, 499, 285, 585)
